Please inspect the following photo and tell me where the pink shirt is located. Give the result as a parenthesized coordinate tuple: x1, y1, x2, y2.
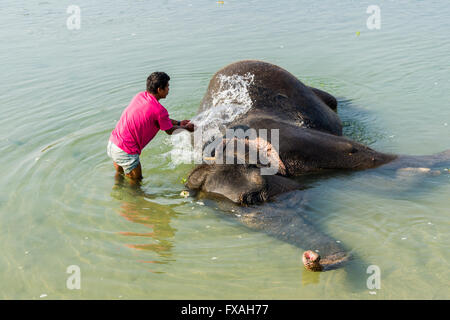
(109, 91, 173, 155)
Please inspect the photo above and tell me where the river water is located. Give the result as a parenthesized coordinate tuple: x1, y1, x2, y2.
(0, 0, 449, 299)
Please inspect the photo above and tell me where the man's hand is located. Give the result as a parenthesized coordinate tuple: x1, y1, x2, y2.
(180, 119, 194, 132)
(182, 122, 195, 132)
(165, 119, 195, 135)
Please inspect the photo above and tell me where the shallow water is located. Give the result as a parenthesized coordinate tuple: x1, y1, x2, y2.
(0, 0, 449, 299)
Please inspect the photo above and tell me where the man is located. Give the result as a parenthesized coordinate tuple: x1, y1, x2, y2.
(107, 72, 194, 182)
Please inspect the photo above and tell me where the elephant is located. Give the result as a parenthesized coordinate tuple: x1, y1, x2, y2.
(185, 60, 450, 271)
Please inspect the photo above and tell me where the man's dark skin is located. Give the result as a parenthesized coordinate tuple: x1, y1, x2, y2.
(113, 81, 195, 182)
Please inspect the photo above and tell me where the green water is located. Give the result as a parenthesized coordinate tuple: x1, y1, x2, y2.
(1, 0, 449, 299)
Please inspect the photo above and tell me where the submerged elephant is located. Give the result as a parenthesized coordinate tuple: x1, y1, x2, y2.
(186, 60, 450, 271)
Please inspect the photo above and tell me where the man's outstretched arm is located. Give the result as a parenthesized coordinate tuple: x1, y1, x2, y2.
(164, 118, 195, 135)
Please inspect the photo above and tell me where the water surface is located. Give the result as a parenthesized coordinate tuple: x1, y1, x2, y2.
(0, 0, 449, 299)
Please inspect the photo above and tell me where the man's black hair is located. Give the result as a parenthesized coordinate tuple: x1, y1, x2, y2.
(146, 72, 170, 94)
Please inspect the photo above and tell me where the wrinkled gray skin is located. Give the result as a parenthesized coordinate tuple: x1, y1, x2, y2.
(187, 60, 450, 271)
(198, 60, 342, 136)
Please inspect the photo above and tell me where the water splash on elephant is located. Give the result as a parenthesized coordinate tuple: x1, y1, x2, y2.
(191, 72, 255, 144)
(167, 73, 255, 166)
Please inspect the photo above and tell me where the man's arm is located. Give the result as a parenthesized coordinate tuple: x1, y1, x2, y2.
(164, 118, 194, 135)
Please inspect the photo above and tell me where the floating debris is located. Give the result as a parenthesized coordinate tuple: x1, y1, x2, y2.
(180, 190, 189, 198)
(401, 237, 407, 240)
(356, 31, 361, 36)
(196, 201, 205, 206)
(211, 257, 218, 260)
(40, 294, 47, 298)
(369, 291, 377, 295)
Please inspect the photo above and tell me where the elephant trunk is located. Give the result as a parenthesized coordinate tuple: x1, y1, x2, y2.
(302, 250, 351, 272)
